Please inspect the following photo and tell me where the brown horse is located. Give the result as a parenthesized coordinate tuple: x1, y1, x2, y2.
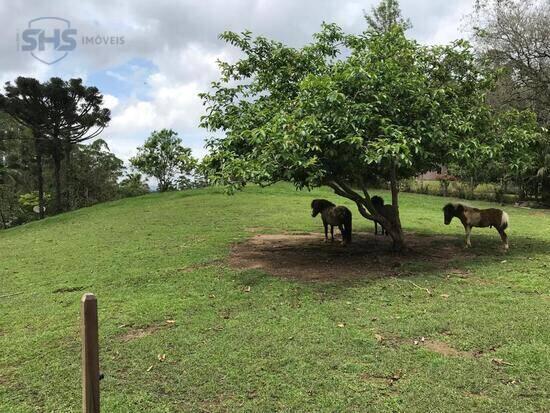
(311, 199, 352, 244)
(443, 203, 509, 250)
(371, 196, 396, 236)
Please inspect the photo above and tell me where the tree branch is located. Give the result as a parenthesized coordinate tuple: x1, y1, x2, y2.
(326, 180, 375, 220)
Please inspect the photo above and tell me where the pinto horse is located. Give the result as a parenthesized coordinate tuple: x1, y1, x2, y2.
(443, 203, 509, 250)
(311, 199, 352, 244)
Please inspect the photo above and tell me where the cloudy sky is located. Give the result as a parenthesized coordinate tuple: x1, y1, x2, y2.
(2, 0, 474, 163)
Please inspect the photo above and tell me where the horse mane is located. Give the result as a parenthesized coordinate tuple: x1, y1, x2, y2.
(371, 196, 384, 208)
(443, 202, 465, 213)
(444, 203, 485, 218)
(311, 199, 335, 210)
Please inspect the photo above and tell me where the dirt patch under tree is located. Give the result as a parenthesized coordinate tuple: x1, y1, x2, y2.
(228, 231, 474, 281)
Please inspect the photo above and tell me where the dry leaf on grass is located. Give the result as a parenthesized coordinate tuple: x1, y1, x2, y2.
(406, 280, 432, 296)
(158, 354, 166, 362)
(166, 320, 176, 324)
(375, 333, 384, 342)
(244, 286, 251, 293)
(146, 365, 153, 372)
(440, 294, 450, 299)
(337, 323, 345, 328)
(492, 358, 513, 366)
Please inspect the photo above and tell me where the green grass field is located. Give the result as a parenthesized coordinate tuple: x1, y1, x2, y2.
(1, 183, 549, 412)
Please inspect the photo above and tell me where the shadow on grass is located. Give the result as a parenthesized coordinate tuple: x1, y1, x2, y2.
(227, 230, 550, 289)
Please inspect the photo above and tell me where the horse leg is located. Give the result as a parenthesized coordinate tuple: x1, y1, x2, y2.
(323, 222, 328, 242)
(330, 225, 335, 242)
(498, 228, 509, 250)
(375, 222, 378, 235)
(464, 225, 472, 248)
(338, 224, 346, 245)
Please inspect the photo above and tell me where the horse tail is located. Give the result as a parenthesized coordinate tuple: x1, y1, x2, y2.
(501, 211, 509, 230)
(345, 211, 352, 243)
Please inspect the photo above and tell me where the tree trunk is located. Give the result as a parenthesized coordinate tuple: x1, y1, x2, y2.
(64, 145, 73, 210)
(542, 178, 550, 206)
(387, 226, 406, 251)
(0, 204, 6, 229)
(389, 161, 407, 251)
(35, 148, 45, 219)
(159, 177, 169, 192)
(328, 175, 407, 252)
(36, 154, 45, 219)
(52, 151, 62, 213)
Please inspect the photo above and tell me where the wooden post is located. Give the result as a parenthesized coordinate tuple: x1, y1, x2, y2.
(81, 293, 100, 413)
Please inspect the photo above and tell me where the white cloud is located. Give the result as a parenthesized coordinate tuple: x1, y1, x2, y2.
(105, 71, 128, 82)
(109, 75, 203, 132)
(105, 43, 231, 161)
(102, 94, 120, 110)
(110, 100, 156, 133)
(1, 0, 475, 164)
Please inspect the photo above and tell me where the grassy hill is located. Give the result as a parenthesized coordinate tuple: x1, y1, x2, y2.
(1, 183, 549, 412)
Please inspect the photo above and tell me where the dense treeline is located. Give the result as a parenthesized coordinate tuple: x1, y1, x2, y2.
(0, 77, 113, 217)
(0, 110, 150, 228)
(0, 77, 202, 229)
(451, 0, 550, 204)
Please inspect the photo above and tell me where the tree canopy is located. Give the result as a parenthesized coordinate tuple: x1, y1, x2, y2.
(130, 129, 197, 192)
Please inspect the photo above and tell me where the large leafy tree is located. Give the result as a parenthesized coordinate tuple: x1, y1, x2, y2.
(200, 21, 504, 251)
(130, 129, 197, 192)
(0, 77, 110, 214)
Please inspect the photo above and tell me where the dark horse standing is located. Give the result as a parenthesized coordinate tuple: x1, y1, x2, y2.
(371, 196, 396, 236)
(311, 199, 352, 244)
